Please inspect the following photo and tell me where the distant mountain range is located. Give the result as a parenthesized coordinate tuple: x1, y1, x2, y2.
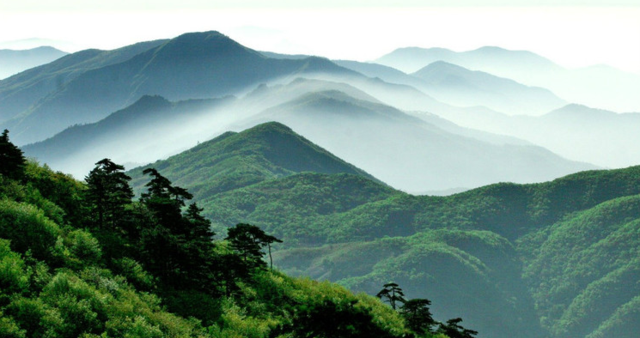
(422, 103, 640, 168)
(335, 58, 566, 115)
(0, 31, 356, 145)
(23, 78, 596, 193)
(17, 31, 640, 193)
(0, 46, 67, 80)
(411, 61, 566, 115)
(375, 46, 640, 113)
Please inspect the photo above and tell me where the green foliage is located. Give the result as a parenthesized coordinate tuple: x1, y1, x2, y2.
(0, 199, 61, 261)
(0, 239, 30, 298)
(0, 311, 25, 338)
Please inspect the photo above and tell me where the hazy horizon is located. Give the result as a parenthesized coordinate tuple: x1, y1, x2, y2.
(1, 1, 639, 73)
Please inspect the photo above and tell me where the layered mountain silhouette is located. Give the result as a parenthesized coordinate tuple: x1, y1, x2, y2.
(1, 31, 357, 145)
(0, 39, 168, 123)
(411, 61, 566, 115)
(376, 46, 640, 113)
(22, 94, 235, 176)
(426, 103, 640, 168)
(242, 89, 594, 192)
(0, 46, 68, 80)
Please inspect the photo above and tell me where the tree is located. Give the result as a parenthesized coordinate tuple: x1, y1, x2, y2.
(225, 223, 282, 270)
(376, 282, 406, 310)
(137, 168, 220, 291)
(437, 318, 478, 338)
(0, 129, 26, 180)
(84, 158, 133, 229)
(140, 168, 192, 233)
(400, 298, 437, 335)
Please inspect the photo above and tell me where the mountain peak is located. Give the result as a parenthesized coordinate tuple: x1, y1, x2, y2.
(129, 122, 380, 196)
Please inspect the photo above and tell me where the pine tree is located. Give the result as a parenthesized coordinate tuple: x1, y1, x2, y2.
(225, 223, 282, 270)
(400, 298, 437, 334)
(376, 282, 406, 310)
(84, 158, 133, 229)
(0, 129, 26, 180)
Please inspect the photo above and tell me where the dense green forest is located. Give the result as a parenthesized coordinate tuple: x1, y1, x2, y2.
(0, 129, 475, 337)
(127, 122, 640, 338)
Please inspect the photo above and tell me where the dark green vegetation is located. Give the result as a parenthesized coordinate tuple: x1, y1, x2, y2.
(1, 132, 462, 337)
(125, 122, 640, 338)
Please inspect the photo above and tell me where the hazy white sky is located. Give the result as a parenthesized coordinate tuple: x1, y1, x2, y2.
(1, 0, 639, 72)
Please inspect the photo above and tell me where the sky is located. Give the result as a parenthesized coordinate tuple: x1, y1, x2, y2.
(1, 0, 639, 72)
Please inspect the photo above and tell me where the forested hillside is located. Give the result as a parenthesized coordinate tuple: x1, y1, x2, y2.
(125, 123, 640, 338)
(1, 130, 475, 338)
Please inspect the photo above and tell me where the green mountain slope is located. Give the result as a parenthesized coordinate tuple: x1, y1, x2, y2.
(135, 129, 640, 338)
(0, 147, 420, 337)
(128, 121, 384, 202)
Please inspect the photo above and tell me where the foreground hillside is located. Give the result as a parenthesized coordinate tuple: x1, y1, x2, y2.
(1, 132, 476, 338)
(125, 123, 640, 338)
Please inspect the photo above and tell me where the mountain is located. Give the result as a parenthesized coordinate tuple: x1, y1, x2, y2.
(188, 153, 640, 338)
(0, 46, 68, 80)
(1, 31, 357, 145)
(242, 90, 595, 192)
(333, 59, 428, 89)
(0, 39, 168, 123)
(127, 121, 388, 205)
(26, 81, 594, 192)
(0, 150, 413, 337)
(426, 103, 640, 168)
(411, 61, 566, 115)
(22, 94, 235, 177)
(375, 46, 640, 113)
(121, 116, 640, 338)
(23, 77, 554, 191)
(20, 78, 383, 179)
(375, 46, 563, 77)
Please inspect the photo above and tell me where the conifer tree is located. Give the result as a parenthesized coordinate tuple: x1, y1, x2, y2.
(400, 298, 437, 334)
(0, 129, 26, 180)
(85, 158, 133, 229)
(225, 223, 282, 270)
(376, 282, 406, 310)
